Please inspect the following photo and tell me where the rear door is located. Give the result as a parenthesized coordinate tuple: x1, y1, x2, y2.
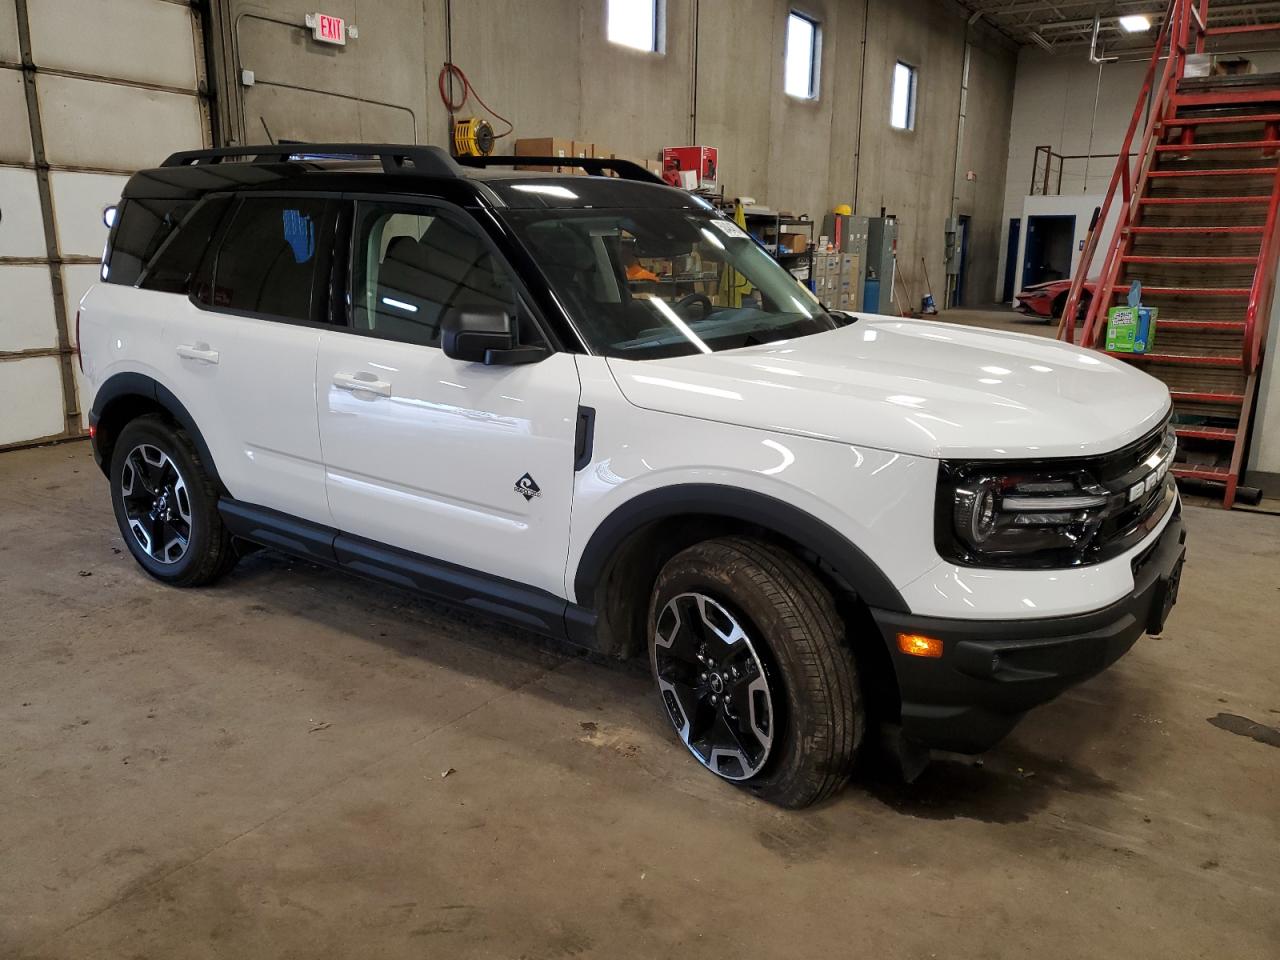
(165, 194, 340, 525)
(315, 199, 581, 596)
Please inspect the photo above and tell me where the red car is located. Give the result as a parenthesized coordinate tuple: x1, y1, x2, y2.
(1014, 279, 1095, 321)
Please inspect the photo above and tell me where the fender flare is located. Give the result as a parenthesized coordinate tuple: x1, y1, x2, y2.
(573, 484, 909, 613)
(90, 372, 221, 486)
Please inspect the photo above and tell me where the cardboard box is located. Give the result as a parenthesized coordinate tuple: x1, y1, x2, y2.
(661, 145, 718, 190)
(781, 232, 808, 254)
(515, 137, 572, 172)
(1105, 305, 1158, 353)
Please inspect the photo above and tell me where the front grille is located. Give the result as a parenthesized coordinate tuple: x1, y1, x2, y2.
(1089, 420, 1176, 558)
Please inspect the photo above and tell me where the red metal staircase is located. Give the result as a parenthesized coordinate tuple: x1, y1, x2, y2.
(1059, 0, 1280, 507)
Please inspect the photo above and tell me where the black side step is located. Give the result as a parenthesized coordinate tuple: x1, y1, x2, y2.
(217, 499, 601, 649)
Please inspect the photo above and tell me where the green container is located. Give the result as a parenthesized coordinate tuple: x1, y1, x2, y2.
(1105, 305, 1158, 353)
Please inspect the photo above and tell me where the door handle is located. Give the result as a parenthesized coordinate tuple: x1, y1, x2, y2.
(176, 342, 219, 364)
(332, 371, 392, 397)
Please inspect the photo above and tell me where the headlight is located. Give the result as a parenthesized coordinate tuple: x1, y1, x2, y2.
(935, 427, 1177, 568)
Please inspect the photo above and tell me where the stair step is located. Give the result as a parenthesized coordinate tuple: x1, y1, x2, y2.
(1173, 463, 1234, 480)
(1176, 90, 1280, 108)
(1156, 319, 1247, 332)
(1109, 286, 1250, 296)
(1105, 352, 1243, 367)
(1121, 255, 1258, 265)
(1174, 426, 1239, 441)
(1127, 225, 1265, 235)
(1139, 194, 1270, 205)
(1170, 389, 1245, 404)
(1147, 167, 1278, 178)
(1162, 112, 1280, 127)
(1154, 139, 1280, 152)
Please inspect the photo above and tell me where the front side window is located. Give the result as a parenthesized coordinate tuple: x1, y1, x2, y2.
(504, 208, 837, 360)
(205, 196, 332, 322)
(351, 202, 524, 348)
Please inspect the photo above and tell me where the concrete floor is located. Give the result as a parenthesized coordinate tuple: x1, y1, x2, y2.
(2, 435, 1279, 958)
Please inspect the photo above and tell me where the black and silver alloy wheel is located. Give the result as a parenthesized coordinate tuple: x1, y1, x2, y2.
(119, 443, 192, 564)
(648, 537, 863, 807)
(654, 592, 775, 781)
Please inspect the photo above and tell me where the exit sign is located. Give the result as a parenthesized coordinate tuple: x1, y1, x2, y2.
(308, 12, 346, 45)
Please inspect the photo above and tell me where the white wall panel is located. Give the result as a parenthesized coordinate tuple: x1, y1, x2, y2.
(0, 0, 18, 63)
(0, 71, 33, 163)
(0, 167, 45, 256)
(49, 171, 127, 257)
(0, 357, 64, 446)
(28, 0, 199, 91)
(36, 74, 204, 171)
(0, 265, 57, 351)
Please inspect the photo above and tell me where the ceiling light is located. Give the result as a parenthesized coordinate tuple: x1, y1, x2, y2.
(1119, 14, 1151, 32)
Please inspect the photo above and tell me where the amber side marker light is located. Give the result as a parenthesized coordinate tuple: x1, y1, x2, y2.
(897, 633, 944, 658)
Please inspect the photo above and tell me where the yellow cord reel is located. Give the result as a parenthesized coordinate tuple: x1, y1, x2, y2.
(452, 117, 495, 157)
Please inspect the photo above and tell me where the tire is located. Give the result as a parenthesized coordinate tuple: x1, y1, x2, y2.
(648, 536, 863, 808)
(109, 414, 237, 587)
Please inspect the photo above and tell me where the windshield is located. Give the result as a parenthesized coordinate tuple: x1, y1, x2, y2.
(503, 208, 840, 359)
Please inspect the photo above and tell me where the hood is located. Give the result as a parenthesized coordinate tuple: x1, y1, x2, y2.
(605, 316, 1171, 460)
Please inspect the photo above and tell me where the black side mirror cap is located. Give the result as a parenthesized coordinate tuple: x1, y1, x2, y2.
(441, 307, 546, 364)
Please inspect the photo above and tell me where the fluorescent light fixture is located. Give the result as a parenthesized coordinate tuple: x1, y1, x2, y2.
(381, 296, 418, 313)
(1119, 14, 1151, 32)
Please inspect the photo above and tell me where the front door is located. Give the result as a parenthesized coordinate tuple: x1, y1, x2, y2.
(316, 200, 581, 596)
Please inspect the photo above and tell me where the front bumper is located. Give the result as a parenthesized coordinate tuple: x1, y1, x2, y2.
(869, 509, 1186, 753)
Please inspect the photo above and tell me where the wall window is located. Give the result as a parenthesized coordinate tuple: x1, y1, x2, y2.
(607, 0, 661, 53)
(784, 12, 820, 99)
(891, 61, 917, 130)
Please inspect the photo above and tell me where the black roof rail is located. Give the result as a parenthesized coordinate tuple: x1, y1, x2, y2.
(160, 143, 461, 178)
(454, 154, 665, 185)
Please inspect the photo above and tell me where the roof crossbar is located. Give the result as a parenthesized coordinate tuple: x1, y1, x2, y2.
(160, 143, 461, 178)
(454, 154, 665, 184)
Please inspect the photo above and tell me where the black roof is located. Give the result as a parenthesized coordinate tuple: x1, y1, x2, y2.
(123, 143, 700, 211)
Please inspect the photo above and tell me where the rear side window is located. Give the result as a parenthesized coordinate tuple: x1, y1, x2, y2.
(201, 196, 333, 323)
(137, 197, 231, 294)
(104, 197, 195, 287)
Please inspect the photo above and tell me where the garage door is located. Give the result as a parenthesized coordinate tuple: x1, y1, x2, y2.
(0, 0, 210, 448)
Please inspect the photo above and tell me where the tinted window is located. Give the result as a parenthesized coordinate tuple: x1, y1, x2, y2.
(105, 197, 195, 287)
(351, 202, 524, 348)
(205, 197, 332, 322)
(137, 196, 231, 294)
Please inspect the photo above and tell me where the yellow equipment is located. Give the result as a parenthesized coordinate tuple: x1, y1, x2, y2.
(452, 117, 495, 157)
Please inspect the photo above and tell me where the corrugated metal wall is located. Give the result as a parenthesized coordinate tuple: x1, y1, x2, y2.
(0, 0, 211, 448)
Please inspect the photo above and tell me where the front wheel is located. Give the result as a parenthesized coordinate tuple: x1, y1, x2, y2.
(648, 537, 863, 808)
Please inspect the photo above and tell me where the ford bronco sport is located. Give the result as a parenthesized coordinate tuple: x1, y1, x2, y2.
(80, 144, 1186, 807)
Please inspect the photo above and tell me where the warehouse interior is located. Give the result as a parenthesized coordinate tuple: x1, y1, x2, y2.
(2, 0, 1278, 957)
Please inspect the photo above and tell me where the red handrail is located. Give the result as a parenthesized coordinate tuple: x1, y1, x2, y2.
(1244, 161, 1280, 371)
(1058, 0, 1182, 344)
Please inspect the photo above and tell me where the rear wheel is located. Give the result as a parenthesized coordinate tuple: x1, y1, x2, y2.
(109, 415, 237, 586)
(648, 537, 863, 808)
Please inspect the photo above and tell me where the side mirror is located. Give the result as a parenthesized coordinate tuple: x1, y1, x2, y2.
(441, 307, 546, 365)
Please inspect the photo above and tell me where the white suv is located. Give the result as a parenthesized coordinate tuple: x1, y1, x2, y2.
(80, 144, 1186, 807)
